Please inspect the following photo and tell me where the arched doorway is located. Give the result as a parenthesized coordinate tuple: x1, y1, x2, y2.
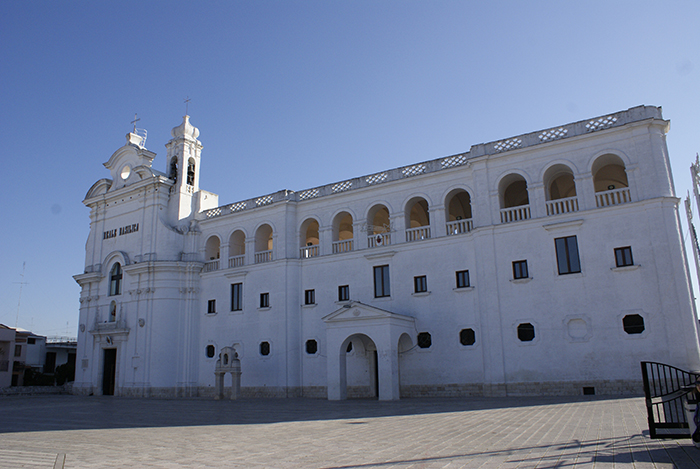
(340, 334, 378, 399)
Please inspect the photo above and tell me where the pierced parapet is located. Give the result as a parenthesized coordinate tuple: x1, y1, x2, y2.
(494, 138, 522, 153)
(332, 180, 353, 193)
(402, 163, 426, 178)
(299, 188, 320, 201)
(586, 116, 618, 132)
(441, 154, 468, 169)
(538, 127, 568, 143)
(366, 172, 388, 185)
(256, 195, 274, 207)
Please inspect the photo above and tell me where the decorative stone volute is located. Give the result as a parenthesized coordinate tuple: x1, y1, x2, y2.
(171, 115, 200, 140)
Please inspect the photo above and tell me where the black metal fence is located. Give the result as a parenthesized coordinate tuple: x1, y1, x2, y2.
(641, 361, 698, 439)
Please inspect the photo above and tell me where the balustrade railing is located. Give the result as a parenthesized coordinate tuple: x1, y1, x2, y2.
(203, 259, 220, 272)
(500, 205, 531, 223)
(228, 255, 244, 268)
(446, 219, 473, 235)
(255, 250, 273, 264)
(368, 233, 391, 248)
(332, 239, 353, 254)
(596, 187, 632, 208)
(201, 190, 635, 261)
(546, 196, 579, 216)
(406, 226, 431, 242)
(300, 245, 319, 259)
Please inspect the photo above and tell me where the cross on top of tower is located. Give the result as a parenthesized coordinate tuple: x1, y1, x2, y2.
(131, 113, 140, 133)
(184, 97, 191, 115)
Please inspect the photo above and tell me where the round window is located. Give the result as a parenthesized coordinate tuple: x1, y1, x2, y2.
(121, 165, 131, 180)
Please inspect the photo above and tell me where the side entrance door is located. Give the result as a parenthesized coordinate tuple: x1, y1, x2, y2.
(102, 348, 116, 396)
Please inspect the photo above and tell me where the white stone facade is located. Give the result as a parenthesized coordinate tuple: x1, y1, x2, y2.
(73, 105, 700, 399)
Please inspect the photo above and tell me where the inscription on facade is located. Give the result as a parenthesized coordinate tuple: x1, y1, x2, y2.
(103, 223, 139, 240)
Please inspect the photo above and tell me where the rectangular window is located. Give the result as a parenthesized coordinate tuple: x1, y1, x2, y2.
(555, 236, 581, 275)
(231, 283, 243, 311)
(615, 246, 634, 267)
(207, 299, 216, 314)
(512, 260, 528, 279)
(374, 265, 391, 298)
(14, 345, 21, 357)
(456, 270, 470, 288)
(338, 285, 349, 302)
(414, 275, 427, 293)
(304, 289, 315, 305)
(260, 292, 270, 308)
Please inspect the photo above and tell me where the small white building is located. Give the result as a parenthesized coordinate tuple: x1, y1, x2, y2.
(73, 105, 700, 399)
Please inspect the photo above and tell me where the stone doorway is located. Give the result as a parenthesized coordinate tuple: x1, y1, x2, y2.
(102, 348, 116, 396)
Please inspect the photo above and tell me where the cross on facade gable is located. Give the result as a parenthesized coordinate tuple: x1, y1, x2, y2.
(131, 114, 140, 132)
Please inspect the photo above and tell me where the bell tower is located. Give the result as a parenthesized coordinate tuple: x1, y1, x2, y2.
(166, 115, 203, 221)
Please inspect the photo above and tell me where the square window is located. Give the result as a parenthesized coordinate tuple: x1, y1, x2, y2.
(207, 299, 216, 314)
(304, 289, 315, 305)
(260, 292, 270, 308)
(414, 275, 427, 293)
(231, 283, 242, 311)
(374, 265, 390, 298)
(456, 270, 470, 288)
(615, 246, 634, 267)
(517, 323, 535, 342)
(512, 260, 528, 279)
(338, 285, 349, 302)
(555, 236, 581, 275)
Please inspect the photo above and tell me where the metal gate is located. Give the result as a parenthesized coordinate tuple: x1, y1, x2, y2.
(641, 361, 698, 438)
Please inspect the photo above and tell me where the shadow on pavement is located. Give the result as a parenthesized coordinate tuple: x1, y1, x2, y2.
(0, 394, 637, 434)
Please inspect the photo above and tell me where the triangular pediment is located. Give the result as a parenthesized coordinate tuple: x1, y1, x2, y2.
(323, 301, 414, 325)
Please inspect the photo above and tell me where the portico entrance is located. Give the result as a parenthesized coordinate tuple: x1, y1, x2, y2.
(323, 301, 415, 401)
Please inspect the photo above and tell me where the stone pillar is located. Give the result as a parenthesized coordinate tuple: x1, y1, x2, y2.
(353, 221, 364, 251)
(529, 182, 546, 219)
(319, 225, 332, 256)
(576, 175, 596, 211)
(430, 204, 447, 238)
(326, 339, 346, 400)
(377, 342, 400, 401)
(245, 238, 255, 266)
(391, 212, 406, 245)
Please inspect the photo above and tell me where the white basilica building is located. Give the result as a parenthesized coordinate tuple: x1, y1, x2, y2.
(73, 105, 700, 399)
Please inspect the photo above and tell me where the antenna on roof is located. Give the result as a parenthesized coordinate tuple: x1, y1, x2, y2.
(13, 262, 28, 328)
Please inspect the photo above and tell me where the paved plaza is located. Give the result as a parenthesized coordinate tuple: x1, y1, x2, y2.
(0, 395, 699, 468)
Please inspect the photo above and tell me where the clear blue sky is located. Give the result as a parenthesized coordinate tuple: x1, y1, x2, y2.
(1, 1, 699, 337)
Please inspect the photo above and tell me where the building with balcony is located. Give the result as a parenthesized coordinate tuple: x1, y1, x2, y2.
(73, 105, 700, 399)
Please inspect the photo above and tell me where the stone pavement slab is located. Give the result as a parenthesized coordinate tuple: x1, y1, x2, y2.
(0, 395, 698, 468)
